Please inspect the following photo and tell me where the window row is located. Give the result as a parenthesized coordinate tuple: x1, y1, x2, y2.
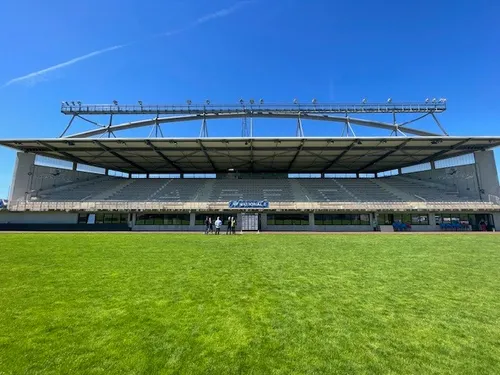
(78, 213, 128, 224)
(267, 214, 309, 226)
(136, 214, 190, 225)
(315, 214, 370, 226)
(378, 213, 429, 225)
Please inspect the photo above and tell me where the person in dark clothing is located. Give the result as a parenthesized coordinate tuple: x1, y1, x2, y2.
(209, 217, 214, 234)
(204, 216, 210, 234)
(226, 216, 232, 235)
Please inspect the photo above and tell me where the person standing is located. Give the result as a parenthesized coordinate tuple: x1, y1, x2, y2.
(226, 216, 232, 235)
(204, 216, 210, 234)
(215, 217, 222, 235)
(209, 217, 214, 234)
(231, 216, 236, 235)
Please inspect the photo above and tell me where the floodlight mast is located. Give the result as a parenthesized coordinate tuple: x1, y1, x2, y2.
(59, 100, 448, 139)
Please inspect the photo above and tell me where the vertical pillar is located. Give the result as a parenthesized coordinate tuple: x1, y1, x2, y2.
(72, 162, 77, 171)
(398, 168, 402, 175)
(428, 213, 437, 231)
(260, 213, 268, 231)
(131, 213, 137, 229)
(309, 213, 315, 231)
(105, 169, 109, 176)
(430, 161, 436, 170)
(189, 213, 196, 230)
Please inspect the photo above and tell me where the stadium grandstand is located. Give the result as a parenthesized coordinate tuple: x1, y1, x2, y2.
(1, 99, 500, 232)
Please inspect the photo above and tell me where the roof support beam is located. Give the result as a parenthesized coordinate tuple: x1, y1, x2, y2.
(322, 140, 358, 172)
(197, 140, 217, 170)
(415, 138, 472, 164)
(36, 141, 91, 167)
(145, 140, 183, 173)
(287, 140, 305, 171)
(357, 139, 411, 172)
(92, 140, 148, 173)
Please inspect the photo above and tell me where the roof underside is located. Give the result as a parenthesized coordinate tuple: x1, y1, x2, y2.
(1, 137, 499, 174)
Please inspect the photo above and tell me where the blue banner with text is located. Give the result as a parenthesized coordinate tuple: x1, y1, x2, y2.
(229, 200, 269, 209)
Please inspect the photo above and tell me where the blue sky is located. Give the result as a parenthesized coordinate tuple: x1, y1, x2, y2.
(0, 0, 499, 197)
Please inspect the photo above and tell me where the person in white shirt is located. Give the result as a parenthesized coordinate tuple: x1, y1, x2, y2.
(214, 217, 222, 235)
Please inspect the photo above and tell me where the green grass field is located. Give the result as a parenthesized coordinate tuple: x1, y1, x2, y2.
(1, 233, 500, 374)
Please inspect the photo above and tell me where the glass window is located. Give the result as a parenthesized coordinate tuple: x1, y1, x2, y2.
(77, 213, 88, 224)
(267, 214, 309, 225)
(314, 213, 370, 225)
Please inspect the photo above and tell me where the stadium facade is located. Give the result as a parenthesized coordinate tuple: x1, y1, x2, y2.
(1, 101, 500, 232)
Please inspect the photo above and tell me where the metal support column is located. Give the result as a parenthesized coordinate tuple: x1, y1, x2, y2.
(296, 114, 304, 137)
(199, 116, 209, 138)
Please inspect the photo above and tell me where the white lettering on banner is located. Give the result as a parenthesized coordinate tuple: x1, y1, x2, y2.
(229, 200, 269, 209)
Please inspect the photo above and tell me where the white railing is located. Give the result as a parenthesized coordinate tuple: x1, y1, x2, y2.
(7, 200, 500, 212)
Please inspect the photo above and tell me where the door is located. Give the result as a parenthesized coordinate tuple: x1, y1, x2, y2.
(241, 213, 259, 231)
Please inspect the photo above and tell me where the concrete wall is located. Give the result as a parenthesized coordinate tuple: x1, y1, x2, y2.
(404, 164, 480, 198)
(30, 165, 99, 193)
(0, 211, 78, 224)
(474, 150, 500, 198)
(403, 150, 500, 200)
(8, 152, 100, 202)
(9, 153, 36, 202)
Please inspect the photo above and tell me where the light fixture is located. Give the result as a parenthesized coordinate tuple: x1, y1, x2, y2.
(259, 98, 264, 105)
(362, 98, 367, 104)
(249, 99, 255, 105)
(138, 100, 143, 106)
(293, 98, 299, 105)
(432, 98, 437, 103)
(64, 101, 69, 106)
(312, 98, 317, 104)
(228, 168, 235, 172)
(71, 101, 76, 106)
(239, 98, 244, 105)
(206, 99, 211, 105)
(77, 101, 82, 106)
(387, 98, 392, 103)
(425, 98, 429, 103)
(113, 100, 118, 105)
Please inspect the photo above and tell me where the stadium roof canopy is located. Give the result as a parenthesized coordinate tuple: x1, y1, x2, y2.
(1, 137, 499, 174)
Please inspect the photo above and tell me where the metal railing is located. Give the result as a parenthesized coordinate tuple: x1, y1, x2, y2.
(61, 102, 446, 116)
(8, 199, 499, 212)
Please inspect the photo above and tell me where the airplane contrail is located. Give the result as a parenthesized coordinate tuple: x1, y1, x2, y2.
(2, 1, 254, 88)
(1, 44, 126, 88)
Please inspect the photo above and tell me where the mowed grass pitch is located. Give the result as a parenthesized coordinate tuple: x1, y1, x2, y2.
(1, 234, 500, 374)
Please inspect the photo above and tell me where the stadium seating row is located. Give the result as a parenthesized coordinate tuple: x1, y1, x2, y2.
(32, 176, 481, 204)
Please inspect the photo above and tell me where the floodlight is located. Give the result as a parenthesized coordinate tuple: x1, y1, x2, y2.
(138, 100, 143, 106)
(77, 101, 81, 106)
(206, 99, 211, 105)
(312, 98, 317, 104)
(249, 99, 255, 105)
(186, 99, 192, 105)
(259, 99, 264, 105)
(425, 98, 429, 103)
(362, 98, 367, 104)
(293, 98, 298, 105)
(239, 98, 244, 105)
(387, 98, 392, 103)
(113, 100, 118, 105)
(432, 98, 437, 103)
(64, 101, 69, 106)
(71, 101, 76, 106)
